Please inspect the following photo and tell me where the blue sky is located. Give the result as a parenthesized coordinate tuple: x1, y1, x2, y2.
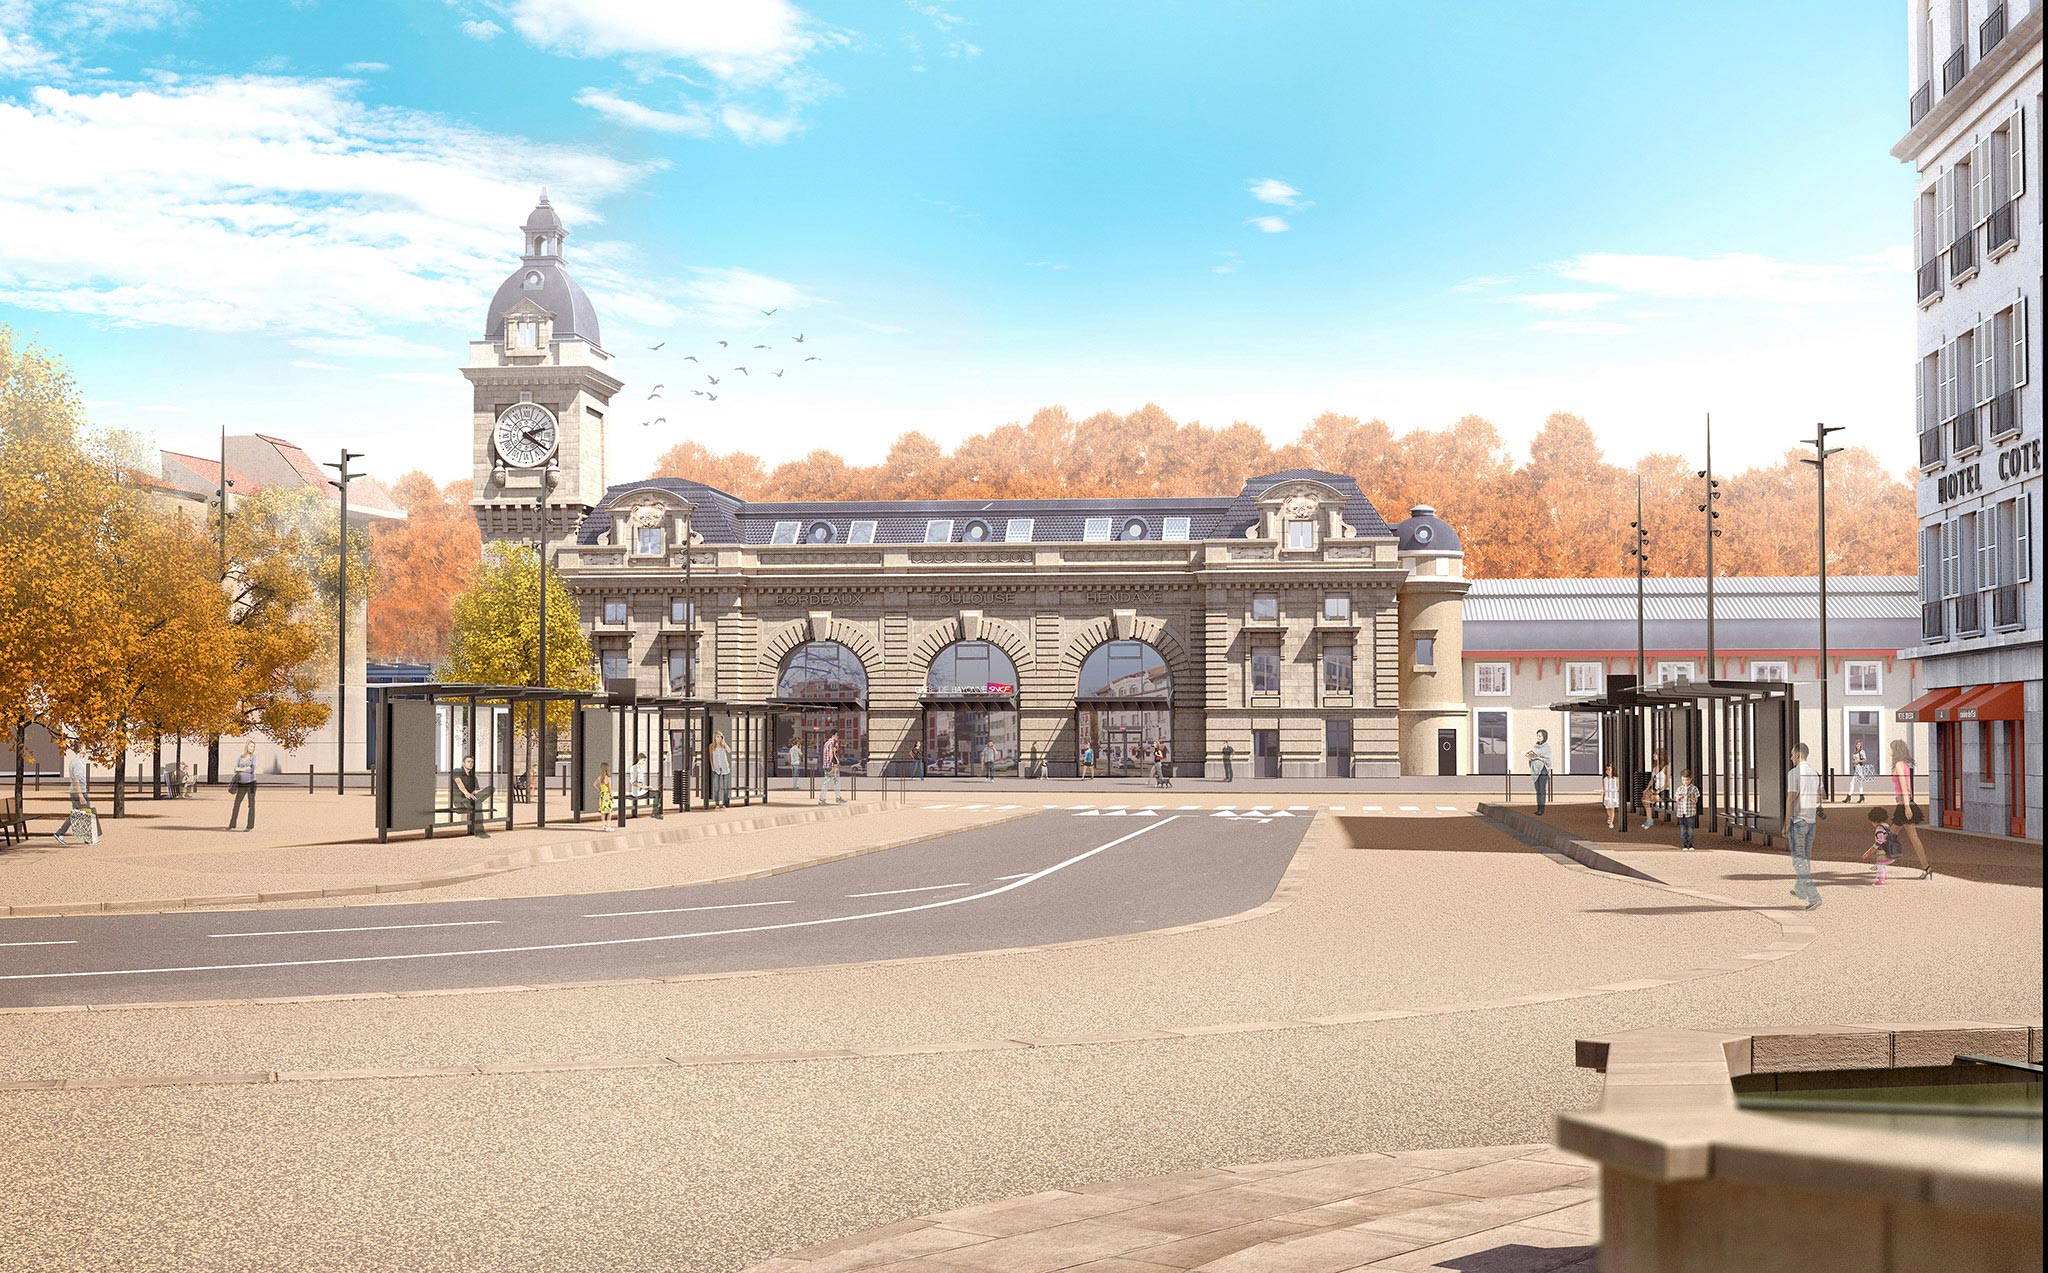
(0, 0, 1919, 488)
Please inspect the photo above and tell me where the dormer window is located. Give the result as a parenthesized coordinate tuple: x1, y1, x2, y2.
(1285, 519, 1316, 550)
(512, 319, 540, 348)
(634, 526, 664, 556)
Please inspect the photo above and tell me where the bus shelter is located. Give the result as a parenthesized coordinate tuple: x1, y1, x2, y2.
(1550, 676, 1799, 844)
(372, 683, 600, 842)
(577, 692, 781, 828)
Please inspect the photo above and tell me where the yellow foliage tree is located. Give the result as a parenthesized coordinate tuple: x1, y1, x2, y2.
(367, 472, 480, 664)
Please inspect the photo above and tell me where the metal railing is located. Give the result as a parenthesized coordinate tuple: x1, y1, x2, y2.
(1943, 45, 1969, 92)
(1910, 80, 1934, 125)
(1922, 600, 1947, 641)
(1948, 230, 1976, 279)
(1993, 582, 2022, 629)
(1989, 387, 2019, 438)
(1916, 257, 1942, 301)
(1953, 404, 1981, 453)
(1987, 200, 2017, 255)
(1956, 590, 1983, 635)
(1920, 422, 1944, 467)
(1980, 3, 2007, 57)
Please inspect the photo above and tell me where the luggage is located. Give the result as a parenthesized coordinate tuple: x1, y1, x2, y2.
(56, 805, 100, 845)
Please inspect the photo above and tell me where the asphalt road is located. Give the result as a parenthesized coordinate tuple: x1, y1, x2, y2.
(0, 809, 1310, 1008)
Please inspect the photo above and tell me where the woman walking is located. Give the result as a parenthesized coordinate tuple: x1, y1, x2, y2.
(709, 731, 732, 807)
(1848, 743, 1872, 803)
(1888, 740, 1933, 879)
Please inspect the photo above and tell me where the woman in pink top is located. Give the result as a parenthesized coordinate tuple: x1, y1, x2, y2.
(1888, 740, 1933, 879)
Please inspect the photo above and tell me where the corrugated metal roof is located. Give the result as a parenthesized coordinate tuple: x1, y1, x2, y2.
(1465, 577, 1916, 623)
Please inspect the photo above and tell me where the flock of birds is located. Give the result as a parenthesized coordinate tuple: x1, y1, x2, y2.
(638, 308, 822, 427)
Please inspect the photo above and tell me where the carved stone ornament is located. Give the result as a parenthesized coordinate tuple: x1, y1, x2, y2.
(1280, 494, 1320, 522)
(629, 503, 666, 529)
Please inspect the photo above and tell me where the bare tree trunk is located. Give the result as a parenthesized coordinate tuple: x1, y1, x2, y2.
(11, 720, 24, 814)
(153, 730, 163, 800)
(114, 750, 127, 818)
(207, 735, 220, 785)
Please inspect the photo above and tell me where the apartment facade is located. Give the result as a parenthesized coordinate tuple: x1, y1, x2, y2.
(1462, 578, 1927, 785)
(1893, 0, 2041, 837)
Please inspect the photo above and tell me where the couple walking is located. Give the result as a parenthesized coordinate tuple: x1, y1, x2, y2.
(1784, 740, 1932, 910)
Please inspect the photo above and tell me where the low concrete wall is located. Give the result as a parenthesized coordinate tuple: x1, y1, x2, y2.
(1477, 803, 1661, 882)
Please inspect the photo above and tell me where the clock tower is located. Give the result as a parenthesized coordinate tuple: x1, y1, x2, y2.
(466, 190, 621, 545)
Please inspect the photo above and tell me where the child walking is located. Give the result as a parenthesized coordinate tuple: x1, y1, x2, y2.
(596, 761, 615, 829)
(1862, 807, 1897, 885)
(1672, 768, 1701, 849)
(1602, 763, 1621, 831)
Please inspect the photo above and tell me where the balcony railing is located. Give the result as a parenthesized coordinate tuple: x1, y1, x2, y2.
(1954, 404, 1981, 453)
(1956, 591, 1983, 635)
(1993, 582, 2022, 630)
(1921, 423, 1945, 467)
(1980, 4, 2007, 57)
(1910, 80, 1934, 125)
(1917, 257, 1942, 301)
(1989, 387, 2019, 438)
(1987, 200, 2017, 255)
(1923, 600, 1947, 641)
(1943, 45, 1969, 92)
(1948, 230, 1976, 280)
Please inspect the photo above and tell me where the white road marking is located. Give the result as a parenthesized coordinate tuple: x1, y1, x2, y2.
(1288, 805, 1309, 811)
(2, 819, 1182, 983)
(209, 921, 502, 939)
(1364, 806, 1383, 812)
(992, 872, 1033, 881)
(847, 882, 973, 898)
(925, 803, 954, 809)
(1329, 805, 1346, 811)
(0, 940, 78, 948)
(1436, 805, 1459, 812)
(954, 803, 988, 810)
(1067, 805, 1095, 810)
(995, 804, 1022, 810)
(585, 900, 794, 918)
(1399, 805, 1421, 812)
(1177, 804, 1201, 810)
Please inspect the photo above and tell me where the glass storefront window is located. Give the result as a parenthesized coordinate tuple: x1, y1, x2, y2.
(1078, 641, 1170, 699)
(1076, 641, 1171, 777)
(777, 641, 868, 703)
(924, 641, 1020, 777)
(775, 641, 869, 780)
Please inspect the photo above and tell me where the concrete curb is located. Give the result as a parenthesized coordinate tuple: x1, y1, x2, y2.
(1477, 803, 1664, 883)
(2, 799, 914, 918)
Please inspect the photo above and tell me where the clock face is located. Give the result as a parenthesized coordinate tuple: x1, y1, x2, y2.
(494, 403, 559, 468)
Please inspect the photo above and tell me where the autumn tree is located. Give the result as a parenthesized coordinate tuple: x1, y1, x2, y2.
(368, 472, 480, 664)
(442, 542, 596, 782)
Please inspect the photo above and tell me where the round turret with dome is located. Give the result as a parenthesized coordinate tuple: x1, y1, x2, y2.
(483, 189, 603, 347)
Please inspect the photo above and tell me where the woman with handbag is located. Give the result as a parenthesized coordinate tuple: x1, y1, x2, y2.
(1888, 740, 1933, 879)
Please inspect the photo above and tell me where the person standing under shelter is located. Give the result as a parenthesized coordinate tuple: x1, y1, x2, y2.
(226, 742, 258, 832)
(819, 732, 844, 804)
(1524, 729, 1554, 816)
(787, 741, 803, 791)
(1785, 743, 1822, 910)
(709, 731, 732, 807)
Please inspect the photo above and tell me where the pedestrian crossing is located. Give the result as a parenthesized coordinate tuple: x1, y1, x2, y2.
(907, 801, 1479, 818)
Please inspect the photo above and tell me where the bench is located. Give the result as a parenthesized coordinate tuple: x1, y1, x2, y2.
(0, 795, 26, 847)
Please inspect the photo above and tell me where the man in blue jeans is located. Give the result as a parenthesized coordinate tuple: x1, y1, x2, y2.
(1785, 743, 1822, 910)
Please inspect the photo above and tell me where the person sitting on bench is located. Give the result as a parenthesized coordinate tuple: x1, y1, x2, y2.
(452, 756, 495, 838)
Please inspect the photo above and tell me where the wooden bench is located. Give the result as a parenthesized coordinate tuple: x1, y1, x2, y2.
(0, 795, 28, 847)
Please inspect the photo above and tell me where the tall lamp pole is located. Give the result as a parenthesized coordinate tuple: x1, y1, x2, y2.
(209, 427, 236, 786)
(536, 462, 558, 828)
(324, 449, 365, 795)
(1626, 477, 1651, 838)
(1801, 425, 1845, 801)
(1698, 414, 1725, 832)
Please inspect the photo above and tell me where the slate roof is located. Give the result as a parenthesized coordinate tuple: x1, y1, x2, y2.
(577, 469, 1400, 547)
(1464, 576, 1919, 653)
(483, 257, 602, 346)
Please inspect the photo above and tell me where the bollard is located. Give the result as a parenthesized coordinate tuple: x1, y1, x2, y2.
(308, 765, 314, 794)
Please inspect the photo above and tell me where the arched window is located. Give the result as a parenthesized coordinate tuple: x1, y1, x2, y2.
(776, 641, 868, 703)
(926, 641, 1019, 696)
(1076, 640, 1171, 700)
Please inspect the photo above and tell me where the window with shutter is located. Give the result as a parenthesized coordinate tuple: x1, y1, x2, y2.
(2014, 297, 2030, 388)
(1937, 169, 1954, 246)
(1940, 340, 1957, 420)
(2019, 494, 2033, 583)
(1976, 319, 1996, 406)
(1981, 507, 1997, 591)
(1920, 527, 1937, 603)
(2012, 102, 2027, 198)
(1942, 520, 1960, 598)
(1972, 141, 1993, 227)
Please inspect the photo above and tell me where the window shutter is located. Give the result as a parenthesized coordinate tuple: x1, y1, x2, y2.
(1982, 506, 1997, 590)
(1916, 354, 1929, 430)
(1940, 339, 1958, 420)
(2015, 296, 2030, 388)
(2012, 102, 2027, 199)
(1944, 520, 1961, 598)
(1973, 141, 1993, 226)
(1977, 318, 1997, 404)
(1914, 196, 1926, 266)
(2020, 494, 2034, 584)
(1937, 169, 1953, 247)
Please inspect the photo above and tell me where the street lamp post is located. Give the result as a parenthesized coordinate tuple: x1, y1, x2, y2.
(209, 427, 236, 786)
(1801, 425, 1845, 802)
(1698, 414, 1724, 832)
(536, 462, 559, 829)
(1626, 476, 1651, 839)
(324, 449, 365, 796)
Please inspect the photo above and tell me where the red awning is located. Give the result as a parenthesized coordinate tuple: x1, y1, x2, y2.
(1896, 685, 1965, 722)
(1954, 681, 2027, 722)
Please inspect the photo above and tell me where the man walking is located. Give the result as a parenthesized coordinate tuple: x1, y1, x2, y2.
(1785, 743, 1822, 910)
(226, 742, 258, 832)
(819, 732, 844, 804)
(1524, 729, 1554, 816)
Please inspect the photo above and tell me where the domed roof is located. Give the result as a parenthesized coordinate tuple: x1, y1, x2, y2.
(1394, 503, 1462, 554)
(522, 191, 565, 234)
(483, 192, 601, 345)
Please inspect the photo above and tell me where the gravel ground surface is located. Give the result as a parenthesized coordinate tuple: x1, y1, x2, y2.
(0, 806, 2035, 1273)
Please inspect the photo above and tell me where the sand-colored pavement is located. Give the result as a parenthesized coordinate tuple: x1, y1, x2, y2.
(0, 803, 2036, 1273)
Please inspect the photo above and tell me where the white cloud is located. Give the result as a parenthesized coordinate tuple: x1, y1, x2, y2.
(1450, 274, 1515, 292)
(507, 0, 828, 88)
(669, 265, 821, 327)
(0, 76, 658, 345)
(3, 0, 184, 76)
(720, 103, 800, 144)
(1246, 215, 1289, 234)
(1553, 250, 1905, 306)
(1211, 251, 1241, 275)
(909, 0, 962, 31)
(945, 40, 979, 58)
(1526, 319, 1632, 336)
(344, 61, 388, 73)
(1247, 178, 1308, 209)
(1504, 292, 1617, 312)
(289, 359, 346, 372)
(292, 334, 448, 360)
(380, 370, 454, 385)
(459, 18, 501, 40)
(46, 0, 184, 36)
(575, 88, 712, 135)
(1026, 261, 1067, 271)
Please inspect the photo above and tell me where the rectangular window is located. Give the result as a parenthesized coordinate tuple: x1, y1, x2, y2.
(1656, 661, 1695, 688)
(1251, 646, 1281, 695)
(1082, 516, 1112, 542)
(924, 519, 953, 543)
(2019, 493, 2033, 583)
(1475, 663, 1510, 696)
(2011, 296, 2030, 391)
(667, 647, 696, 692)
(1322, 594, 1350, 621)
(600, 649, 629, 682)
(1750, 661, 1791, 683)
(602, 598, 628, 624)
(769, 520, 800, 545)
(1251, 594, 1279, 622)
(1284, 519, 1316, 550)
(1003, 517, 1034, 542)
(634, 526, 663, 556)
(669, 598, 694, 625)
(1846, 661, 1883, 694)
(847, 520, 876, 544)
(1566, 662, 1602, 696)
(1162, 516, 1190, 541)
(1322, 644, 1353, 694)
(1414, 634, 1435, 669)
(1960, 511, 1980, 594)
(1325, 719, 1352, 778)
